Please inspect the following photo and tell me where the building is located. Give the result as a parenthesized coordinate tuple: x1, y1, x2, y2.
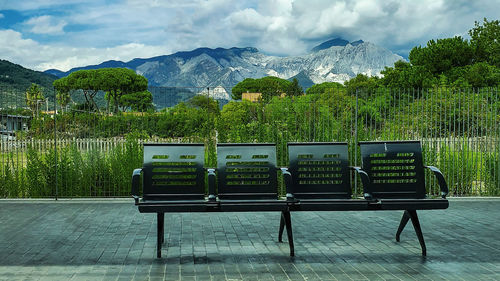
(242, 92, 262, 102)
(0, 114, 30, 138)
(241, 92, 288, 102)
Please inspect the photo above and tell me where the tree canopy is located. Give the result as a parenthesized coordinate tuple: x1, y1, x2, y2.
(231, 76, 293, 101)
(120, 90, 153, 112)
(305, 82, 344, 95)
(469, 18, 500, 67)
(375, 18, 500, 89)
(53, 68, 149, 112)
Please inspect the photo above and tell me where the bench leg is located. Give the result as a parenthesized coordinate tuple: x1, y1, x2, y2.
(278, 211, 285, 242)
(160, 213, 165, 244)
(282, 210, 294, 257)
(396, 210, 411, 242)
(157, 212, 164, 258)
(396, 210, 426, 256)
(408, 210, 426, 256)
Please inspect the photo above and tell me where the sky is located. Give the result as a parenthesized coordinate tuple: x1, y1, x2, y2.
(0, 0, 499, 72)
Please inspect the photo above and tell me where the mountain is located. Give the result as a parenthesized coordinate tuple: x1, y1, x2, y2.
(44, 39, 403, 100)
(350, 40, 364, 46)
(288, 71, 315, 89)
(1, 60, 57, 92)
(311, 38, 349, 52)
(1, 60, 58, 108)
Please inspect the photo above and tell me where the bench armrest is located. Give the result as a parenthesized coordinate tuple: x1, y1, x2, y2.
(131, 168, 143, 204)
(350, 166, 374, 201)
(425, 166, 449, 198)
(207, 168, 216, 201)
(280, 167, 295, 201)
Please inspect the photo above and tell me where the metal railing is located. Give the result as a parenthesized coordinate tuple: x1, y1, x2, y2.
(1, 86, 499, 198)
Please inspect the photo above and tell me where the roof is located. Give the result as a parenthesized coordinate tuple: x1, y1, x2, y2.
(0, 114, 31, 119)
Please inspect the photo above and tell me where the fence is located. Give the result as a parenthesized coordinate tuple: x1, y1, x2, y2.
(1, 86, 499, 198)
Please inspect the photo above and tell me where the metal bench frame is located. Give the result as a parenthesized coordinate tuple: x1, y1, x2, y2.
(132, 141, 448, 258)
(280, 141, 449, 256)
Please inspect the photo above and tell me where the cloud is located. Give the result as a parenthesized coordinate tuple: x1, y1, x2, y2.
(2, 0, 499, 70)
(0, 13, 4, 19)
(0, 29, 171, 71)
(25, 15, 67, 34)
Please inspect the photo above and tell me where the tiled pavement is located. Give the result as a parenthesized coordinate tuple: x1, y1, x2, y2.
(0, 199, 499, 280)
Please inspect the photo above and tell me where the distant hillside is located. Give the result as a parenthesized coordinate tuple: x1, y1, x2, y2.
(0, 60, 58, 108)
(0, 60, 57, 92)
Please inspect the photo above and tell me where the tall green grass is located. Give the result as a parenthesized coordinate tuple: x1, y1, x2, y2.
(0, 135, 143, 198)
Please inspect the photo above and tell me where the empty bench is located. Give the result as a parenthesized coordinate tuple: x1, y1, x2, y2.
(280, 141, 449, 256)
(132, 141, 448, 258)
(132, 143, 290, 258)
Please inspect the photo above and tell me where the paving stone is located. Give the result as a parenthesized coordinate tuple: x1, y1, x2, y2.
(0, 199, 499, 280)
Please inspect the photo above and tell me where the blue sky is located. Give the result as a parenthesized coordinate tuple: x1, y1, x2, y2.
(0, 0, 499, 71)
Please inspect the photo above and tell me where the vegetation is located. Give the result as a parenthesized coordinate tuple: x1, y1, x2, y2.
(3, 87, 498, 198)
(0, 134, 142, 197)
(53, 68, 151, 113)
(231, 76, 303, 101)
(352, 18, 500, 89)
(1, 18, 499, 198)
(0, 60, 56, 94)
(25, 83, 45, 117)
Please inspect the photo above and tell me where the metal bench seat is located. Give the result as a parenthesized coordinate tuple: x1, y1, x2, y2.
(132, 141, 449, 259)
(279, 141, 448, 257)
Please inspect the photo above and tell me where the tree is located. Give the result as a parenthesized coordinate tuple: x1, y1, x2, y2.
(380, 60, 436, 88)
(56, 91, 71, 113)
(231, 76, 292, 101)
(378, 19, 500, 88)
(186, 95, 220, 115)
(452, 62, 500, 87)
(409, 36, 473, 75)
(100, 68, 148, 113)
(344, 74, 381, 95)
(53, 68, 148, 113)
(285, 78, 303, 97)
(25, 83, 45, 117)
(120, 90, 154, 112)
(216, 100, 261, 142)
(53, 77, 71, 113)
(66, 69, 100, 111)
(306, 82, 344, 95)
(469, 18, 500, 67)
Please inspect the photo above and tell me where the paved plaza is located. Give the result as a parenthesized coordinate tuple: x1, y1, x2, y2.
(0, 199, 499, 280)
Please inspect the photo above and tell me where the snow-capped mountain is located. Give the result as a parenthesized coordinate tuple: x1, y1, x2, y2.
(45, 38, 403, 100)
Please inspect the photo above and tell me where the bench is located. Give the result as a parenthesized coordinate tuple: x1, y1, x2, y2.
(132, 141, 448, 258)
(132, 143, 290, 258)
(280, 141, 448, 256)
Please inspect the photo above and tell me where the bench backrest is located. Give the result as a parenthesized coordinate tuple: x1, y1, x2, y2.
(217, 143, 278, 200)
(359, 141, 426, 199)
(288, 142, 351, 199)
(143, 143, 205, 200)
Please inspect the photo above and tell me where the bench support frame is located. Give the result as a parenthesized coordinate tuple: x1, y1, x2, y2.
(278, 210, 295, 256)
(396, 210, 426, 256)
(157, 212, 165, 258)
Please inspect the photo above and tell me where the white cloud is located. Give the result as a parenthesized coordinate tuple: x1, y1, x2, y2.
(0, 29, 171, 71)
(2, 0, 500, 69)
(0, 13, 4, 19)
(228, 8, 271, 31)
(25, 15, 67, 35)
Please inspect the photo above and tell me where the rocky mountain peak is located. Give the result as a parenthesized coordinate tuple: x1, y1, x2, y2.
(311, 38, 349, 52)
(44, 41, 403, 103)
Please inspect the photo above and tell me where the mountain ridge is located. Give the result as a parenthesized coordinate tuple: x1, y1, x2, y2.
(43, 39, 403, 95)
(1, 59, 57, 92)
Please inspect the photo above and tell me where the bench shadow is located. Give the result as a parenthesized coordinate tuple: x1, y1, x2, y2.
(2, 251, 499, 267)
